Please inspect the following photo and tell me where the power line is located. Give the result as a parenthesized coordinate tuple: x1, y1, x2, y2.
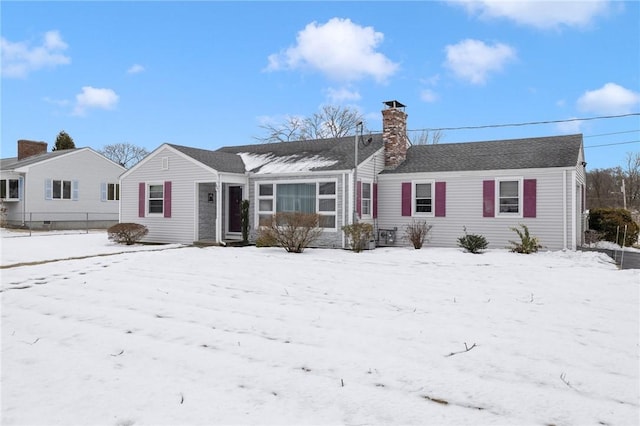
(584, 140, 640, 149)
(584, 129, 640, 138)
(410, 112, 640, 132)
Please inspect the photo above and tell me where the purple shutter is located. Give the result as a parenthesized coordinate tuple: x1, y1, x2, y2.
(401, 182, 411, 216)
(523, 179, 536, 218)
(435, 181, 446, 217)
(483, 180, 495, 217)
(356, 181, 362, 218)
(164, 181, 172, 218)
(138, 183, 145, 217)
(373, 182, 378, 219)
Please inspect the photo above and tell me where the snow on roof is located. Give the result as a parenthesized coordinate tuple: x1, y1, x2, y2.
(238, 152, 339, 174)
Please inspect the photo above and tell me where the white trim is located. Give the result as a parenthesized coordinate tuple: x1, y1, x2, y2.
(563, 170, 568, 250)
(360, 179, 373, 218)
(570, 170, 577, 250)
(495, 177, 523, 218)
(146, 182, 165, 217)
(411, 179, 435, 217)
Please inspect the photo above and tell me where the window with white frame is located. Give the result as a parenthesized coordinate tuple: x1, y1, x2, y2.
(1, 179, 19, 200)
(257, 181, 337, 229)
(361, 182, 371, 216)
(414, 182, 433, 215)
(148, 184, 164, 214)
(102, 183, 120, 201)
(52, 180, 72, 200)
(498, 179, 521, 214)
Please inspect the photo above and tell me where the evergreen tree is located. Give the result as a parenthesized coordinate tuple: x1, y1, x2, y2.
(53, 131, 76, 151)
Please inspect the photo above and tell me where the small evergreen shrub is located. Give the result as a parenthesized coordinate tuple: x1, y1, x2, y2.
(457, 227, 488, 254)
(404, 220, 432, 249)
(589, 208, 639, 247)
(342, 222, 374, 252)
(108, 223, 148, 245)
(240, 200, 250, 244)
(256, 212, 323, 253)
(509, 224, 541, 254)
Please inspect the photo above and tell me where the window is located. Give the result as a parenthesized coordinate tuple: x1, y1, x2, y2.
(102, 183, 120, 201)
(148, 184, 164, 214)
(414, 182, 432, 214)
(53, 180, 72, 200)
(361, 182, 371, 216)
(1, 179, 19, 200)
(256, 181, 337, 229)
(498, 179, 520, 214)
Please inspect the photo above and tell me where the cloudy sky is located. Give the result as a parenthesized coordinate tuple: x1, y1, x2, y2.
(2, 1, 638, 169)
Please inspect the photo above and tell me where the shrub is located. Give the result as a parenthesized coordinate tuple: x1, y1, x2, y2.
(240, 200, 250, 244)
(256, 212, 323, 253)
(509, 224, 541, 254)
(404, 220, 432, 249)
(457, 227, 488, 254)
(108, 223, 148, 245)
(342, 222, 374, 252)
(589, 208, 639, 247)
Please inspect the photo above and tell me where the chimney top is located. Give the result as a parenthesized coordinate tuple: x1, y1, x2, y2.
(383, 100, 406, 110)
(17, 140, 48, 161)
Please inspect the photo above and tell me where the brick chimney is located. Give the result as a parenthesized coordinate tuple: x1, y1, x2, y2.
(382, 100, 409, 169)
(18, 140, 48, 160)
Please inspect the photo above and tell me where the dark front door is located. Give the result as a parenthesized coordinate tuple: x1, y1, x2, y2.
(228, 186, 242, 233)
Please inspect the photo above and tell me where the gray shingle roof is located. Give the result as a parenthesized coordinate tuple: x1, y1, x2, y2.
(382, 134, 583, 174)
(0, 149, 80, 170)
(217, 134, 384, 173)
(168, 144, 246, 173)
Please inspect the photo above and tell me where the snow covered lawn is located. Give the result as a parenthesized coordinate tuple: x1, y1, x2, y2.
(1, 232, 638, 425)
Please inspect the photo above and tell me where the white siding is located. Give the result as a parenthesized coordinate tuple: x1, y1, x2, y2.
(377, 167, 576, 250)
(20, 149, 124, 223)
(121, 146, 241, 244)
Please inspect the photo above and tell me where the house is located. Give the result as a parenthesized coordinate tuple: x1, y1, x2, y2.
(0, 140, 126, 229)
(120, 101, 586, 250)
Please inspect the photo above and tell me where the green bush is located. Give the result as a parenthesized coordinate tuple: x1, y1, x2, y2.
(256, 212, 323, 253)
(589, 208, 639, 247)
(107, 223, 148, 245)
(509, 224, 541, 254)
(457, 227, 488, 254)
(404, 220, 432, 249)
(342, 222, 374, 252)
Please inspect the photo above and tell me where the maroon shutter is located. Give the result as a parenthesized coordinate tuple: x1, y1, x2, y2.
(164, 181, 172, 218)
(401, 182, 411, 216)
(483, 180, 495, 217)
(356, 181, 362, 218)
(373, 182, 378, 219)
(523, 179, 536, 218)
(435, 181, 446, 217)
(138, 183, 145, 218)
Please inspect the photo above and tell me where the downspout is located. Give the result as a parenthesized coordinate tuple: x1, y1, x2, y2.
(563, 169, 567, 250)
(216, 173, 222, 244)
(342, 173, 346, 248)
(570, 170, 577, 250)
(21, 173, 26, 226)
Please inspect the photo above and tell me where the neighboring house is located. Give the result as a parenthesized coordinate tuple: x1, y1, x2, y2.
(120, 100, 586, 250)
(1, 140, 126, 229)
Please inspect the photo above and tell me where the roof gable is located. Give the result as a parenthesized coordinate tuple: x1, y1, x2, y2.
(383, 134, 584, 174)
(1, 148, 125, 172)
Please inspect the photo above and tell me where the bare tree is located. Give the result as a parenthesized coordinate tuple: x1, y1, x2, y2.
(623, 152, 640, 210)
(99, 143, 149, 168)
(255, 105, 364, 143)
(410, 129, 444, 145)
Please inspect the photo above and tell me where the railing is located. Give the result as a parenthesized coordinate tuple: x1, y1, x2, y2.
(2, 211, 119, 236)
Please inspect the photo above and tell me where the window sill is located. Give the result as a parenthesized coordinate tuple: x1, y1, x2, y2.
(0, 198, 19, 202)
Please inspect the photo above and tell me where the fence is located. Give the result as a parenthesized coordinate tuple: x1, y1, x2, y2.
(2, 211, 119, 235)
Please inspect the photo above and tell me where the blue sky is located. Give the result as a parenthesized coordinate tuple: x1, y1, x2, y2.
(2, 1, 639, 170)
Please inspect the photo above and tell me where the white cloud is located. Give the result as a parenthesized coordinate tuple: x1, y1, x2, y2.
(265, 17, 399, 83)
(420, 89, 439, 103)
(450, 0, 611, 29)
(1, 30, 71, 78)
(577, 83, 640, 115)
(127, 64, 145, 74)
(73, 86, 119, 116)
(444, 39, 516, 85)
(325, 87, 361, 104)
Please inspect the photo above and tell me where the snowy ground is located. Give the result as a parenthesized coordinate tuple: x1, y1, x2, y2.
(1, 231, 638, 426)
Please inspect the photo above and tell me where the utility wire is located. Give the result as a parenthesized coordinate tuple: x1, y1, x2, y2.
(410, 112, 640, 132)
(584, 129, 639, 138)
(584, 140, 640, 148)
